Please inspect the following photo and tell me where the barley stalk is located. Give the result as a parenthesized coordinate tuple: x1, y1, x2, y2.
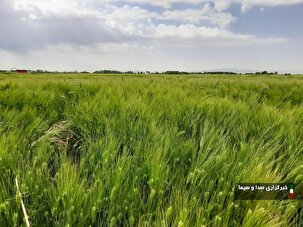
(15, 177, 30, 227)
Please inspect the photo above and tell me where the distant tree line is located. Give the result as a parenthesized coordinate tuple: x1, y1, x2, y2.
(254, 71, 278, 75)
(0, 69, 296, 76)
(93, 70, 136, 74)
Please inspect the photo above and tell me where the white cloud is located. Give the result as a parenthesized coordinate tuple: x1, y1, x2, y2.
(124, 0, 202, 8)
(213, 0, 233, 12)
(161, 4, 236, 28)
(2, 0, 289, 50)
(0, 0, 301, 72)
(12, 0, 95, 17)
(153, 24, 287, 46)
(124, 0, 303, 11)
(240, 0, 303, 11)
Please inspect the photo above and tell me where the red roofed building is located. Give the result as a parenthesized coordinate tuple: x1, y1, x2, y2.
(15, 70, 28, 74)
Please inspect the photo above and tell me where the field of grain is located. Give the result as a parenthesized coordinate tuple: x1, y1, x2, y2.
(1, 73, 303, 226)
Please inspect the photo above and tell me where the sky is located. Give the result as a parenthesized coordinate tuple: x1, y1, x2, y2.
(0, 0, 303, 73)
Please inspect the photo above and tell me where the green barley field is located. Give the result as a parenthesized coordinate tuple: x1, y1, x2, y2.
(1, 73, 303, 226)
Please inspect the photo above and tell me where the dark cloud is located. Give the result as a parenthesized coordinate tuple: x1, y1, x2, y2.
(0, 0, 133, 52)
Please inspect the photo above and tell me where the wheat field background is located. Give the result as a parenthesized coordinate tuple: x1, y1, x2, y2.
(0, 73, 303, 226)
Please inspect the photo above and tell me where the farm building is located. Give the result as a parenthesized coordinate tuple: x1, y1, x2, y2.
(15, 69, 29, 74)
